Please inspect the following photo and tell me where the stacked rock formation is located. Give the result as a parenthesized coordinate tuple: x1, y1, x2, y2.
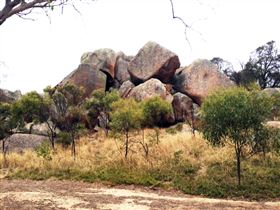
(58, 41, 235, 125)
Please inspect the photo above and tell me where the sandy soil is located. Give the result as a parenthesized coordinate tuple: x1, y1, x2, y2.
(0, 179, 279, 210)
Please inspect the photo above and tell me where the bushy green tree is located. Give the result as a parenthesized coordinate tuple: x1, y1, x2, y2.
(0, 102, 16, 163)
(45, 84, 87, 157)
(12, 91, 48, 129)
(11, 91, 58, 149)
(141, 97, 173, 144)
(86, 89, 120, 134)
(243, 41, 280, 89)
(201, 87, 272, 185)
(110, 98, 142, 159)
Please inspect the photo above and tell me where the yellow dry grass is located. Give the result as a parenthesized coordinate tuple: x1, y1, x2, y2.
(0, 128, 234, 175)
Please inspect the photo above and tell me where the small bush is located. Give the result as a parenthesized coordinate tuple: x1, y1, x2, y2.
(56, 132, 72, 148)
(35, 141, 52, 160)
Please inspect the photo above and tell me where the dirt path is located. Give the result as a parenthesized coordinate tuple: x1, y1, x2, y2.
(0, 180, 279, 210)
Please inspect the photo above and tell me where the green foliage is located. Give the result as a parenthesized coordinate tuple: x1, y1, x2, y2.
(201, 88, 271, 146)
(244, 82, 261, 91)
(110, 98, 143, 159)
(12, 91, 49, 125)
(0, 103, 15, 141)
(88, 89, 120, 112)
(48, 84, 87, 132)
(243, 41, 280, 89)
(270, 91, 280, 120)
(86, 89, 120, 130)
(141, 97, 173, 127)
(266, 128, 280, 155)
(201, 87, 272, 184)
(110, 98, 142, 134)
(57, 83, 84, 106)
(56, 132, 72, 148)
(35, 142, 52, 160)
(45, 83, 88, 156)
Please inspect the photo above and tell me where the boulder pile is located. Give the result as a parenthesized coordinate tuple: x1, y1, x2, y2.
(58, 41, 235, 125)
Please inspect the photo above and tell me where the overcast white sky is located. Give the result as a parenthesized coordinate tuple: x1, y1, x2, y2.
(1, 0, 280, 93)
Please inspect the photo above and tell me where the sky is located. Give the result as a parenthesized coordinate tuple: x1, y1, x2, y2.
(1, 0, 280, 93)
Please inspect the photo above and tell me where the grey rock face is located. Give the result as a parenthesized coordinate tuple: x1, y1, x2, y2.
(174, 59, 235, 105)
(128, 41, 180, 84)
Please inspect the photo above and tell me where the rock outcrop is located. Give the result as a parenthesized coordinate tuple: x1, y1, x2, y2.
(54, 43, 237, 127)
(59, 64, 107, 98)
(81, 48, 118, 79)
(174, 59, 235, 105)
(119, 80, 135, 98)
(115, 55, 132, 84)
(0, 88, 21, 103)
(262, 88, 280, 96)
(128, 42, 180, 84)
(4, 134, 47, 153)
(172, 92, 195, 122)
(128, 78, 173, 102)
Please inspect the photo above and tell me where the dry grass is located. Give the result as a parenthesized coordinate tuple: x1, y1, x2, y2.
(0, 129, 233, 177)
(1, 127, 279, 200)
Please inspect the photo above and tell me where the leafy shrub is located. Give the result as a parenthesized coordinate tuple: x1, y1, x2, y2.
(57, 132, 72, 148)
(35, 141, 52, 160)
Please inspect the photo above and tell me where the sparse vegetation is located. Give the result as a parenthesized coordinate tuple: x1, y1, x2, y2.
(1, 85, 280, 201)
(1, 130, 279, 200)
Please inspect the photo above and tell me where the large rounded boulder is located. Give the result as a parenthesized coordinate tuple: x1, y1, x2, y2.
(115, 52, 133, 84)
(81, 48, 118, 79)
(119, 80, 135, 98)
(173, 59, 235, 105)
(128, 41, 180, 84)
(262, 88, 280, 96)
(58, 64, 107, 98)
(172, 92, 195, 122)
(128, 78, 173, 102)
(4, 134, 47, 153)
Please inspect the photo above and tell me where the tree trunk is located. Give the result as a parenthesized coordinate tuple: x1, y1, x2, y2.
(125, 131, 129, 159)
(2, 140, 4, 153)
(191, 108, 196, 137)
(51, 136, 55, 151)
(235, 145, 242, 186)
(29, 123, 34, 134)
(155, 128, 159, 144)
(71, 133, 76, 160)
(46, 121, 56, 150)
(144, 143, 149, 158)
(2, 139, 7, 167)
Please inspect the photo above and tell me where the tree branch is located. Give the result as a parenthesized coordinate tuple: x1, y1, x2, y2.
(0, 0, 70, 25)
(169, 0, 191, 47)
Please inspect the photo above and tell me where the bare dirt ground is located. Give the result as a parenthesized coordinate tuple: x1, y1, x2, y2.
(0, 179, 280, 210)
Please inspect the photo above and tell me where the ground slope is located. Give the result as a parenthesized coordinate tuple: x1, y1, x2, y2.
(0, 180, 279, 210)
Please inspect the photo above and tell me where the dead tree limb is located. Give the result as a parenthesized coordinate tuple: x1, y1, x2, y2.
(0, 0, 72, 25)
(169, 0, 191, 47)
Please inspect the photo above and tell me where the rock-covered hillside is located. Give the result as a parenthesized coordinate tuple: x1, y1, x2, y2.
(57, 41, 235, 124)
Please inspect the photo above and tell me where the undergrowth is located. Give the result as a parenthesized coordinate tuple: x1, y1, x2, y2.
(1, 129, 280, 200)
